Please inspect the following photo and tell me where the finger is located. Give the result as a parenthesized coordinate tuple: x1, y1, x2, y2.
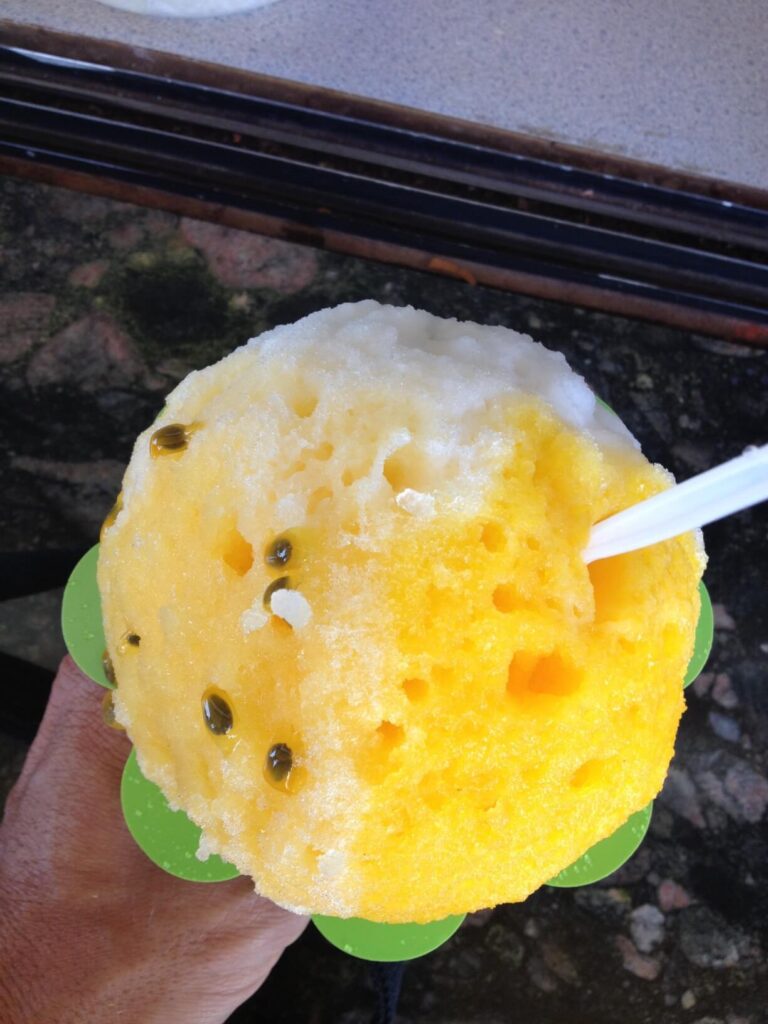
(7, 657, 130, 814)
(54, 656, 132, 777)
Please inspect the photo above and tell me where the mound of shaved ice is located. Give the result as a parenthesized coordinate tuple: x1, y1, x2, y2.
(98, 301, 703, 922)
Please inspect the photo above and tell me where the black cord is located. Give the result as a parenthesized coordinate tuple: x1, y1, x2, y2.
(369, 962, 407, 1024)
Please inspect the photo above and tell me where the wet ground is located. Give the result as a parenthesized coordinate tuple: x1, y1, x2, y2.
(1, 176, 767, 1023)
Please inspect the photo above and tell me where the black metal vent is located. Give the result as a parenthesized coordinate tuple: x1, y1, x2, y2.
(1, 29, 767, 342)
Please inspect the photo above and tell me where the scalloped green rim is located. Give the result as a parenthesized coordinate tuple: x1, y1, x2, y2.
(546, 802, 653, 888)
(122, 747, 464, 957)
(685, 581, 713, 687)
(61, 544, 112, 688)
(121, 747, 239, 882)
(312, 913, 466, 962)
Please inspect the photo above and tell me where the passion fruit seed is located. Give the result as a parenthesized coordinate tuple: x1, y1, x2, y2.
(100, 493, 123, 539)
(101, 690, 125, 731)
(266, 743, 293, 782)
(119, 631, 141, 653)
(102, 650, 116, 687)
(265, 536, 293, 568)
(150, 423, 189, 457)
(202, 692, 233, 735)
(263, 576, 291, 609)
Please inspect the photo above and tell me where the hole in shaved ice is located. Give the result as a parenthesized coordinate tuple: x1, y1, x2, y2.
(383, 442, 431, 493)
(221, 527, 254, 576)
(310, 441, 334, 461)
(342, 465, 367, 486)
(481, 522, 506, 552)
(290, 392, 318, 419)
(507, 652, 581, 698)
(362, 721, 406, 785)
(493, 583, 524, 613)
(528, 654, 581, 695)
(403, 678, 428, 703)
(418, 772, 445, 811)
(383, 450, 408, 491)
(307, 486, 333, 515)
(376, 721, 405, 750)
(570, 758, 614, 788)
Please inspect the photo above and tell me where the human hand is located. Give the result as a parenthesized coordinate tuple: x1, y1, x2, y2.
(0, 657, 307, 1024)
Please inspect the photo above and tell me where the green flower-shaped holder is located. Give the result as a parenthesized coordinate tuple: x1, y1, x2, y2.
(62, 545, 712, 961)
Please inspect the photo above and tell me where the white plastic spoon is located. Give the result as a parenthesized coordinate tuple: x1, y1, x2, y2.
(584, 444, 768, 565)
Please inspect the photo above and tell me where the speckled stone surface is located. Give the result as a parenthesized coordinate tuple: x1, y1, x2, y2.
(1, 177, 767, 1022)
(3, 0, 767, 190)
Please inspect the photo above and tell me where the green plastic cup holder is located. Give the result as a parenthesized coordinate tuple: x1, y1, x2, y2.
(685, 581, 713, 687)
(312, 913, 466, 962)
(121, 747, 239, 882)
(62, 526, 715, 959)
(61, 544, 112, 688)
(121, 746, 464, 959)
(546, 802, 653, 888)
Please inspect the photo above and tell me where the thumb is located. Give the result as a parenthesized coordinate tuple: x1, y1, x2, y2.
(4, 656, 130, 822)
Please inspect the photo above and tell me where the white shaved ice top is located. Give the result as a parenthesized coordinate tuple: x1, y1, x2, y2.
(136, 301, 642, 543)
